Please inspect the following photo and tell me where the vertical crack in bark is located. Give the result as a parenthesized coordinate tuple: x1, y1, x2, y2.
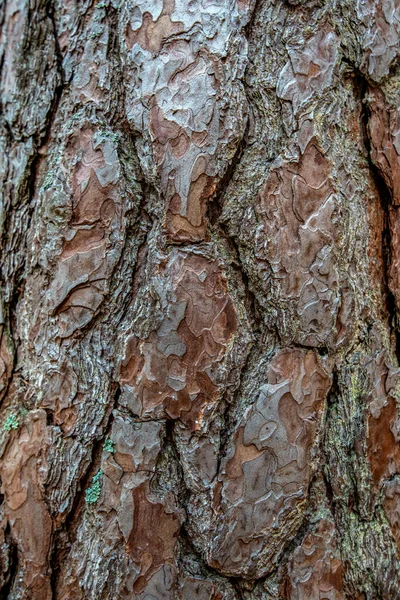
(321, 372, 355, 599)
(354, 67, 400, 364)
(214, 338, 261, 478)
(47, 0, 66, 88)
(49, 526, 59, 600)
(48, 383, 122, 595)
(323, 361, 400, 598)
(321, 368, 340, 522)
(0, 1, 7, 84)
(207, 122, 263, 336)
(0, 0, 65, 412)
(0, 521, 18, 599)
(163, 418, 190, 503)
(63, 383, 121, 529)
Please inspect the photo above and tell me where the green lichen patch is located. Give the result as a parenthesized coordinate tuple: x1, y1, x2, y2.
(3, 413, 19, 432)
(85, 470, 103, 505)
(104, 436, 115, 453)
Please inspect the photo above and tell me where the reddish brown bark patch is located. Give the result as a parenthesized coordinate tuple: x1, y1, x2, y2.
(254, 141, 339, 346)
(120, 251, 237, 429)
(128, 483, 180, 593)
(286, 518, 345, 600)
(366, 353, 400, 488)
(208, 348, 331, 578)
(0, 410, 52, 599)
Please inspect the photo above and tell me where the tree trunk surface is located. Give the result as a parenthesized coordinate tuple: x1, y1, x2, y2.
(1, 0, 400, 598)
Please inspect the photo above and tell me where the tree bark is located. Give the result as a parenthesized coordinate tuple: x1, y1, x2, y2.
(1, 0, 400, 598)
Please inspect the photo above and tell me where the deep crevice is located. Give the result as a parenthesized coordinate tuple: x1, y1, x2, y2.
(207, 114, 249, 228)
(321, 368, 340, 520)
(206, 111, 264, 337)
(0, 522, 18, 600)
(49, 381, 122, 589)
(208, 180, 263, 337)
(0, 0, 65, 412)
(321, 363, 395, 600)
(49, 528, 60, 600)
(162, 418, 190, 503)
(47, 0, 66, 88)
(243, 0, 266, 40)
(214, 339, 259, 478)
(215, 395, 235, 477)
(350, 65, 400, 365)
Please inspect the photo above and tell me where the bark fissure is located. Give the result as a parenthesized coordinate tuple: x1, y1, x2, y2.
(356, 70, 400, 364)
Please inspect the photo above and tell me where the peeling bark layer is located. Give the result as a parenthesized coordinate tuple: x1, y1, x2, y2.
(1, 1, 400, 599)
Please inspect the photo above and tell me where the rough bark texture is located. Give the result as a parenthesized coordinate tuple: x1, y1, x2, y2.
(1, 0, 400, 598)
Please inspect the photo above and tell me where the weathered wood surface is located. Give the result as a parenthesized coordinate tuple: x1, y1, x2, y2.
(1, 0, 400, 598)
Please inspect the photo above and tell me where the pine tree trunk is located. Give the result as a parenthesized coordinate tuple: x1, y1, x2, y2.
(1, 0, 400, 598)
